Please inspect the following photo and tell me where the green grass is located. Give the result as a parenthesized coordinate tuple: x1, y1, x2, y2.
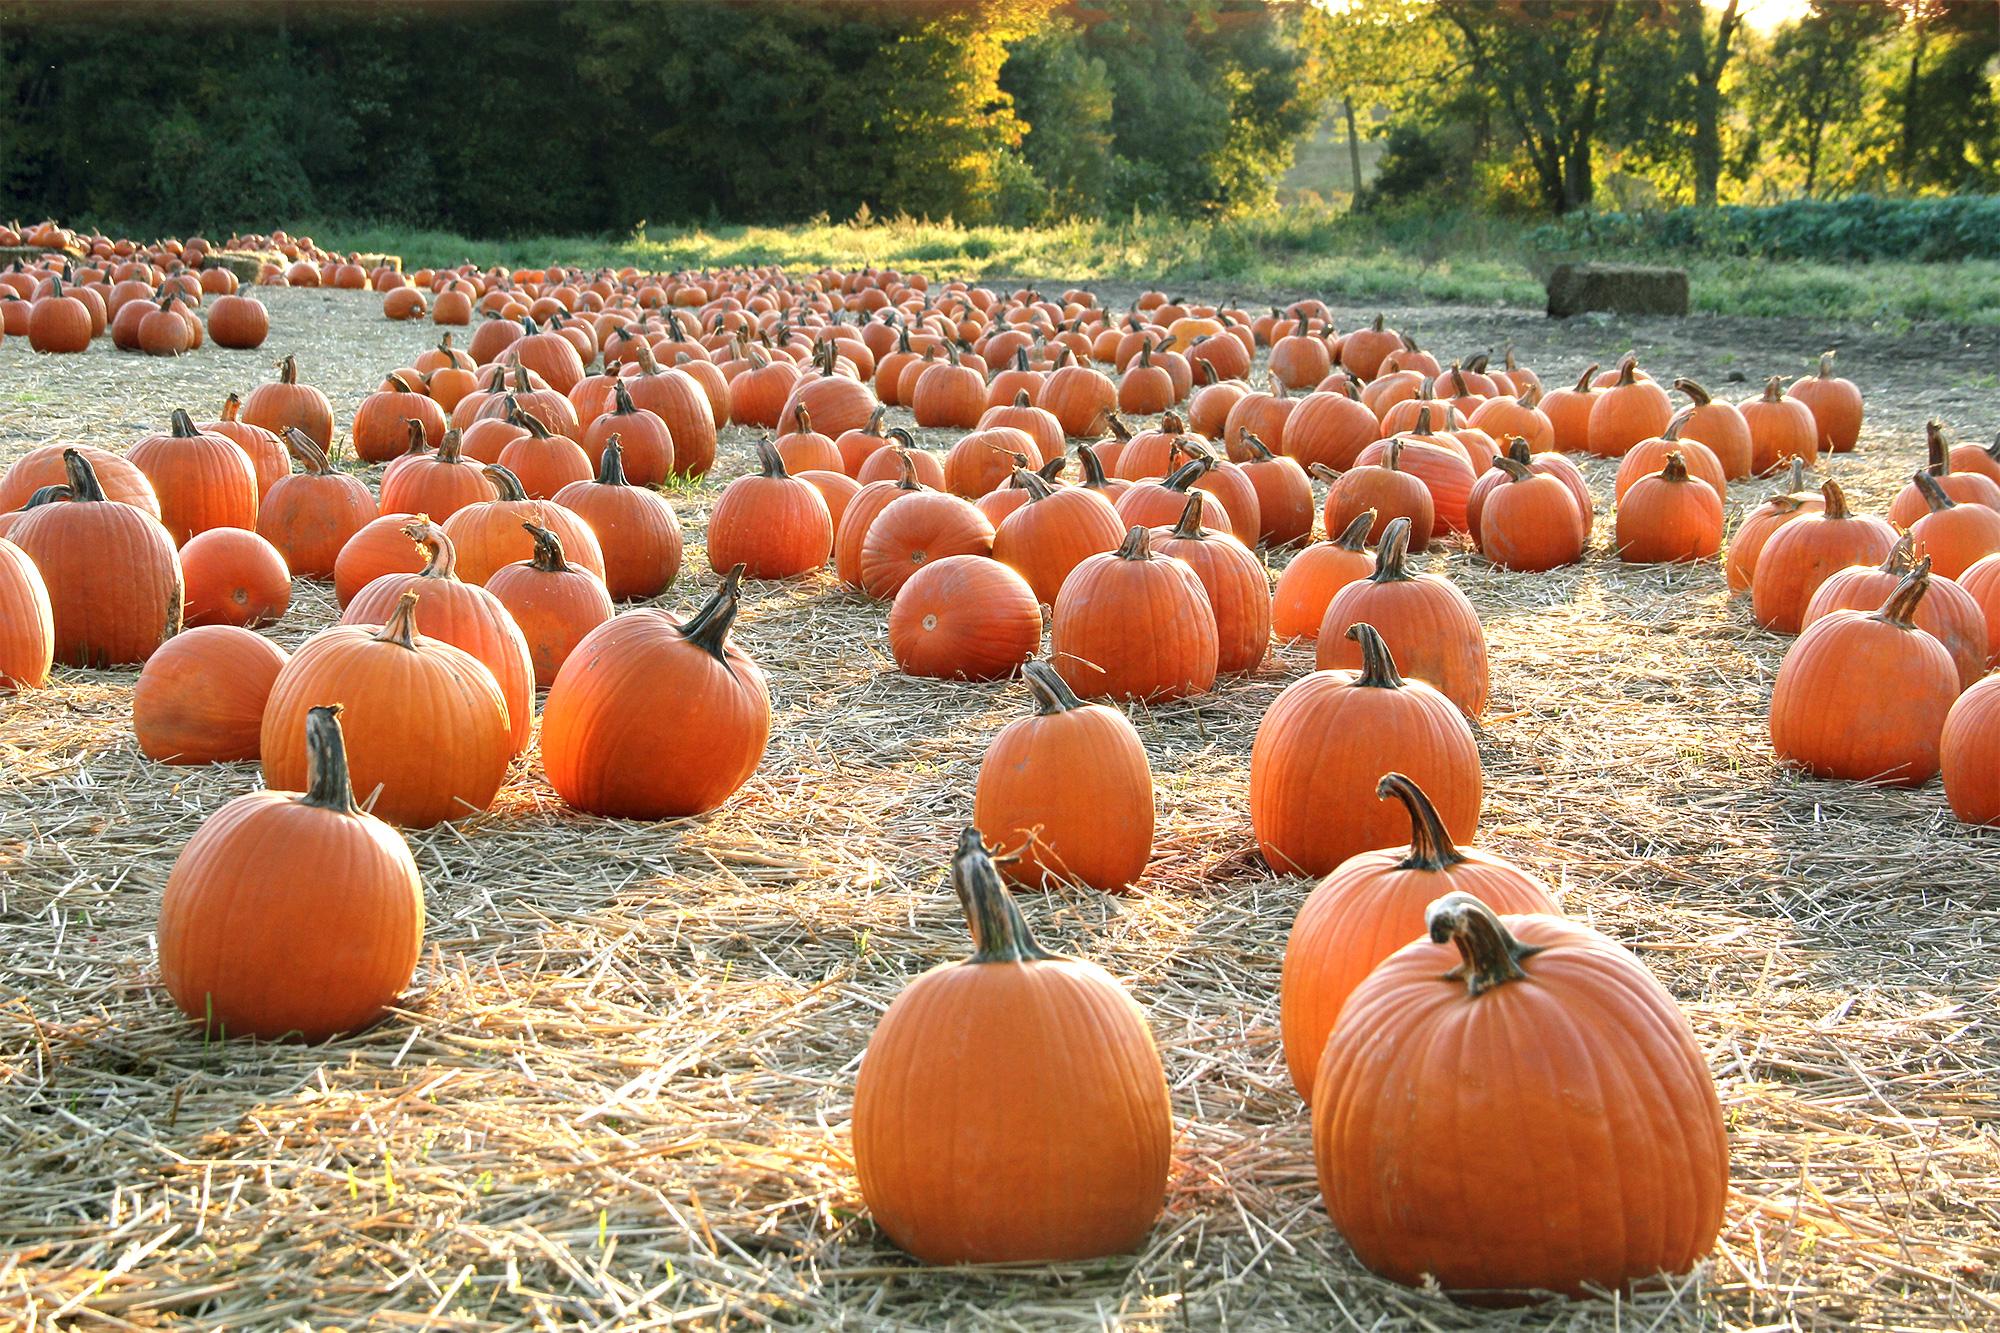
(286, 210, 2000, 325)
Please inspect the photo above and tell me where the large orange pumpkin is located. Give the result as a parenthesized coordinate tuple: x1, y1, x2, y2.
(852, 828, 1171, 1264)
(1615, 452, 1724, 564)
(1739, 375, 1820, 475)
(240, 354, 335, 452)
(1313, 892, 1727, 1302)
(541, 565, 771, 819)
(0, 536, 55, 689)
(129, 409, 260, 545)
(485, 523, 615, 687)
(859, 486, 996, 601)
(442, 464, 604, 585)
(1751, 479, 1898, 634)
(133, 625, 288, 763)
(706, 439, 833, 579)
(1585, 356, 1671, 458)
(1148, 492, 1270, 675)
(256, 430, 379, 579)
(158, 705, 423, 1041)
(887, 554, 1040, 680)
(1942, 674, 2000, 824)
(551, 439, 684, 600)
(1318, 518, 1489, 719)
(1051, 525, 1218, 701)
(179, 527, 291, 627)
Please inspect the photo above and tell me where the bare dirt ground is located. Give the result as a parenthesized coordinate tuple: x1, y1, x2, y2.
(2, 286, 1997, 1330)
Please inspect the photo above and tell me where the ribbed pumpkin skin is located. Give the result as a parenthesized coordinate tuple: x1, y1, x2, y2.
(133, 626, 288, 763)
(1250, 633, 1481, 878)
(1050, 531, 1218, 702)
(129, 415, 260, 545)
(1151, 509, 1271, 675)
(1324, 463, 1434, 552)
(540, 581, 771, 819)
(992, 485, 1125, 605)
(1586, 362, 1672, 458)
(1281, 782, 1558, 1104)
(705, 457, 833, 580)
(1910, 498, 2000, 580)
(1788, 357, 1864, 453)
(12, 473, 183, 668)
(333, 513, 425, 608)
(1615, 463, 1725, 563)
(887, 555, 1040, 681)
(1041, 364, 1117, 438)
(853, 956, 1170, 1264)
(241, 356, 335, 451)
(1478, 468, 1585, 573)
(378, 446, 492, 521)
(1354, 436, 1476, 535)
(443, 494, 604, 587)
(1770, 605, 1959, 786)
(553, 471, 684, 601)
(619, 353, 717, 477)
(258, 455, 379, 580)
(1286, 392, 1382, 472)
(780, 373, 877, 441)
(0, 537, 55, 689)
(485, 543, 616, 688)
(1313, 906, 1728, 1303)
(158, 719, 422, 1042)
(1272, 538, 1373, 642)
(1942, 677, 2000, 824)
(1740, 381, 1820, 475)
(858, 491, 995, 601)
(261, 610, 511, 827)
(1805, 560, 1987, 690)
(975, 666, 1153, 892)
(1751, 490, 1898, 634)
(1726, 488, 1822, 594)
(0, 445, 160, 518)
(1958, 553, 2000, 666)
(180, 527, 292, 627)
(1318, 532, 1488, 720)
(944, 426, 1041, 497)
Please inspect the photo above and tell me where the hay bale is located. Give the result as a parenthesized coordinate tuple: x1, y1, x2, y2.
(356, 253, 404, 273)
(0, 244, 71, 267)
(208, 250, 277, 283)
(1546, 263, 1689, 318)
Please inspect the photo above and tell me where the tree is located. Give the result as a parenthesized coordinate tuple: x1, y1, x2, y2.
(1746, 1, 1899, 198)
(1674, 0, 1743, 206)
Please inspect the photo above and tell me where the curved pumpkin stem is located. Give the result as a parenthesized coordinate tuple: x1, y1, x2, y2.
(1013, 468, 1055, 502)
(59, 448, 108, 502)
(1021, 659, 1087, 716)
(1333, 508, 1375, 550)
(299, 705, 363, 816)
(1161, 457, 1210, 494)
(1239, 431, 1276, 462)
(482, 463, 529, 502)
(401, 518, 457, 580)
(953, 827, 1055, 965)
(679, 563, 746, 661)
(1876, 560, 1932, 629)
(23, 483, 71, 508)
(1671, 376, 1712, 408)
(1614, 355, 1641, 387)
(1169, 490, 1209, 539)
(1779, 457, 1807, 497)
(594, 436, 630, 486)
(1379, 773, 1466, 871)
(374, 589, 425, 650)
(1571, 363, 1599, 394)
(1924, 421, 1952, 476)
(275, 353, 299, 386)
(282, 428, 334, 476)
(515, 522, 565, 572)
(1115, 525, 1154, 561)
(1102, 413, 1132, 442)
(752, 437, 790, 478)
(1428, 892, 1543, 997)
(221, 392, 245, 423)
(1370, 517, 1414, 583)
(1075, 441, 1112, 489)
(1347, 621, 1403, 689)
(1491, 455, 1533, 483)
(1820, 479, 1852, 521)
(1880, 532, 1915, 575)
(1912, 469, 1955, 514)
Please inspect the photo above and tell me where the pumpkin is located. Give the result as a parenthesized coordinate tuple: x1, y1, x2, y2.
(129, 409, 260, 545)
(859, 484, 996, 601)
(1051, 525, 1218, 701)
(9, 449, 182, 666)
(944, 425, 1042, 497)
(376, 426, 483, 520)
(974, 661, 1153, 892)
(1615, 452, 1724, 564)
(857, 430, 947, 487)
(1319, 518, 1488, 719)
(485, 523, 615, 687)
(1272, 510, 1375, 642)
(201, 394, 289, 499)
(496, 409, 593, 500)
(179, 527, 291, 628)
(1042, 360, 1119, 438)
(1338, 314, 1400, 379)
(263, 590, 511, 826)
(1942, 675, 2000, 824)
(834, 404, 896, 477)
(991, 469, 1125, 605)
(1770, 564, 1960, 786)
(1948, 432, 2000, 488)
(1165, 439, 1261, 547)
(1466, 387, 1553, 454)
(1958, 553, 2000, 667)
(1739, 375, 1819, 475)
(133, 625, 288, 763)
(1, 444, 159, 519)
(1786, 351, 1862, 454)
(342, 520, 537, 756)
(1221, 385, 1295, 456)
(1149, 492, 1270, 675)
(1725, 459, 1820, 594)
(352, 374, 448, 462)
(836, 452, 928, 588)
(778, 355, 878, 439)
(136, 292, 194, 356)
(552, 439, 684, 600)
(1251, 623, 1481, 877)
(255, 429, 379, 579)
(25, 275, 90, 352)
(887, 554, 1040, 681)
(1314, 892, 1727, 1302)
(206, 292, 270, 349)
(1889, 422, 2000, 530)
(852, 828, 1171, 1264)
(1907, 470, 2000, 579)
(1353, 410, 1478, 534)
(1804, 536, 1987, 690)
(1476, 456, 1586, 573)
(1666, 378, 1754, 480)
(333, 512, 425, 608)
(509, 317, 586, 394)
(442, 464, 605, 586)
(541, 564, 771, 818)
(728, 345, 799, 426)
(583, 378, 675, 485)
(707, 439, 833, 580)
(772, 404, 843, 475)
(1236, 433, 1313, 547)
(911, 346, 988, 429)
(1751, 480, 1898, 633)
(1115, 458, 1234, 537)
(1585, 356, 1671, 458)
(0, 536, 55, 689)
(240, 354, 335, 452)
(1320, 441, 1434, 552)
(1537, 363, 1598, 453)
(1281, 774, 1558, 1103)
(620, 343, 717, 477)
(159, 705, 424, 1041)
(1613, 420, 1725, 504)
(1186, 362, 1250, 440)
(1117, 339, 1175, 414)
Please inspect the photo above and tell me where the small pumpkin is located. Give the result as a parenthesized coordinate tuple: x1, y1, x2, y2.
(1476, 455, 1585, 573)
(706, 439, 834, 580)
(201, 394, 289, 499)
(887, 554, 1040, 681)
(1614, 452, 1724, 564)
(133, 625, 288, 763)
(552, 439, 684, 600)
(1319, 441, 1434, 552)
(352, 373, 447, 462)
(496, 409, 594, 500)
(332, 512, 426, 609)
(442, 464, 605, 586)
(1051, 525, 1218, 702)
(1585, 355, 1671, 458)
(1785, 350, 1862, 454)
(1667, 378, 1754, 480)
(1739, 375, 1819, 475)
(179, 527, 291, 627)
(1907, 470, 2000, 580)
(485, 523, 616, 687)
(1889, 422, 2000, 530)
(583, 377, 675, 485)
(257, 430, 380, 579)
(1725, 458, 1820, 594)
(991, 469, 1125, 605)
(1272, 510, 1375, 642)
(1319, 518, 1489, 720)
(240, 354, 335, 452)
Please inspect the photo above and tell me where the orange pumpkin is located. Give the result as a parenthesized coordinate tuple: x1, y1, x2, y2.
(1148, 492, 1270, 675)
(1615, 453, 1724, 564)
(1051, 526, 1218, 701)
(133, 625, 288, 763)
(1751, 480, 1898, 633)
(552, 439, 684, 600)
(1585, 356, 1672, 458)
(179, 527, 291, 627)
(442, 464, 604, 586)
(859, 486, 995, 601)
(1739, 375, 1819, 475)
(706, 439, 833, 579)
(0, 536, 55, 689)
(1942, 674, 2000, 824)
(257, 430, 379, 579)
(887, 554, 1040, 681)
(1786, 350, 1862, 454)
(1725, 459, 1820, 594)
(1319, 518, 1488, 719)
(485, 523, 615, 687)
(1272, 510, 1375, 642)
(129, 409, 260, 545)
(240, 354, 335, 451)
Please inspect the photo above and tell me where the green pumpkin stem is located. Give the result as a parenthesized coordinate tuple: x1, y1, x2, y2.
(1429, 892, 1543, 997)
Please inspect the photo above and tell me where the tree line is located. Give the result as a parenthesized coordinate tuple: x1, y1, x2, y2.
(0, 0, 1994, 241)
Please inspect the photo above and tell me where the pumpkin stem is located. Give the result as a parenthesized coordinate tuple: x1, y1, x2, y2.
(432, 426, 464, 465)
(1333, 508, 1375, 550)
(282, 428, 333, 476)
(23, 483, 71, 508)
(373, 589, 425, 651)
(791, 404, 814, 437)
(1881, 532, 1915, 574)
(400, 518, 456, 579)
(1370, 516, 1413, 582)
(1102, 413, 1132, 442)
(1760, 375, 1784, 403)
(482, 464, 529, 502)
(522, 522, 570, 573)
(1347, 622, 1404, 689)
(1571, 363, 1599, 394)
(1821, 479, 1852, 521)
(1659, 451, 1691, 483)
(1162, 457, 1210, 493)
(1503, 435, 1533, 465)
(1035, 454, 1066, 483)
(385, 371, 417, 394)
(1012, 389, 1034, 410)
(221, 392, 244, 423)
(953, 828, 1056, 965)
(169, 408, 200, 439)
(1671, 376, 1712, 407)
(753, 436, 790, 478)
(1491, 455, 1533, 482)
(299, 705, 364, 817)
(1075, 442, 1112, 488)
(276, 353, 299, 386)
(59, 448, 108, 502)
(1781, 457, 1807, 495)
(1115, 525, 1153, 561)
(1021, 659, 1087, 716)
(1912, 469, 1955, 513)
(1924, 421, 1951, 475)
(1239, 431, 1275, 462)
(1614, 355, 1640, 387)
(595, 436, 630, 486)
(1169, 490, 1208, 539)
(1876, 561, 1933, 628)
(612, 378, 639, 416)
(1817, 350, 1836, 378)
(1428, 892, 1543, 997)
(519, 410, 555, 440)
(1014, 468, 1054, 502)
(679, 563, 746, 662)
(1515, 383, 1543, 409)
(1379, 773, 1466, 872)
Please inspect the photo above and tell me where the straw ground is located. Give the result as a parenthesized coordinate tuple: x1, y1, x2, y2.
(1, 287, 1997, 1329)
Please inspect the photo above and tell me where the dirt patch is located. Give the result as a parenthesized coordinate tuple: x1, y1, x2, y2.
(1, 288, 1995, 1328)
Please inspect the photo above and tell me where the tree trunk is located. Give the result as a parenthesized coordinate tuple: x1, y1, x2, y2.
(1900, 22, 1927, 192)
(1343, 96, 1364, 204)
(1681, 0, 1739, 207)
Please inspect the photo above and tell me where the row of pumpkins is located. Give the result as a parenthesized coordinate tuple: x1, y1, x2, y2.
(3, 257, 1996, 1303)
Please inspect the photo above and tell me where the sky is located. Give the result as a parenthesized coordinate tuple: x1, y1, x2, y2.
(1729, 0, 1815, 34)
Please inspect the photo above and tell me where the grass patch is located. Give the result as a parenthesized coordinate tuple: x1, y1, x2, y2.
(284, 211, 1998, 325)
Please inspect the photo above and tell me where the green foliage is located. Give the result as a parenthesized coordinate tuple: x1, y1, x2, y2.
(1526, 195, 2000, 263)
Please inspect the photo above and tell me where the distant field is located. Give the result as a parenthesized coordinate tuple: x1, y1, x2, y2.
(288, 210, 2000, 327)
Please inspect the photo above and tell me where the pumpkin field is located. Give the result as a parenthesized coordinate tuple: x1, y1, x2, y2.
(1, 240, 1998, 1330)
